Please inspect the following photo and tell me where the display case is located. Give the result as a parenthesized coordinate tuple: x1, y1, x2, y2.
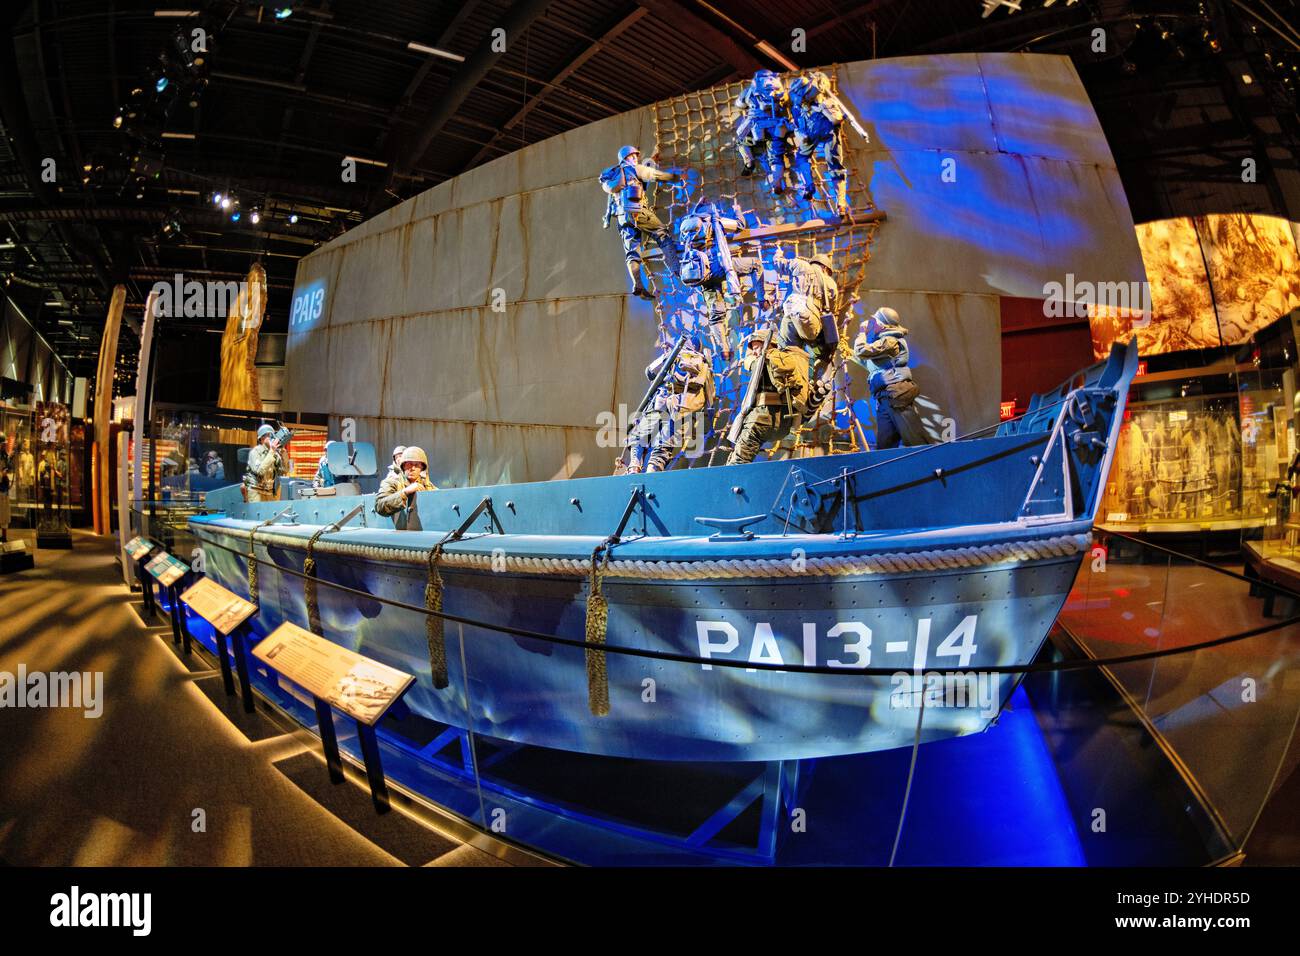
(33, 400, 72, 547)
(1, 404, 37, 529)
(1100, 310, 1300, 539)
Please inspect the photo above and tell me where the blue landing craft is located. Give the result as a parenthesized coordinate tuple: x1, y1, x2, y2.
(189, 340, 1138, 763)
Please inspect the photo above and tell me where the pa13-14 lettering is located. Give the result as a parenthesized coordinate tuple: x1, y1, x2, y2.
(695, 615, 979, 671)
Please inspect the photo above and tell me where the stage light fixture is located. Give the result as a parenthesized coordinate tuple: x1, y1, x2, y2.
(156, 75, 170, 93)
(288, 214, 299, 224)
(250, 209, 261, 224)
(231, 211, 241, 222)
(221, 197, 232, 210)
(274, 6, 293, 19)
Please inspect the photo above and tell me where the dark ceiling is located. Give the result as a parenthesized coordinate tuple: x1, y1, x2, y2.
(2, 0, 1298, 392)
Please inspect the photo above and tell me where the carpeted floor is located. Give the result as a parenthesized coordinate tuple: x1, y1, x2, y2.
(0, 529, 513, 867)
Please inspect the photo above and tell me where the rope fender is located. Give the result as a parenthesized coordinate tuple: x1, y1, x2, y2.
(231, 529, 1092, 581)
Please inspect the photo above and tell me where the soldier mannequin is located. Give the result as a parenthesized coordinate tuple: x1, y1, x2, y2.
(789, 71, 850, 215)
(852, 307, 931, 449)
(17, 438, 34, 498)
(627, 336, 715, 474)
(243, 424, 286, 503)
(735, 70, 793, 196)
(313, 453, 335, 488)
(0, 436, 9, 541)
(726, 251, 839, 465)
(386, 445, 406, 482)
(375, 445, 437, 528)
(676, 208, 766, 361)
(601, 145, 682, 300)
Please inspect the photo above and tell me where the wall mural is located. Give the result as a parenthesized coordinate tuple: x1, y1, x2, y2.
(1091, 213, 1300, 359)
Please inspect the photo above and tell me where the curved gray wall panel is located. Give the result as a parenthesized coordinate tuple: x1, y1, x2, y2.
(285, 53, 1144, 488)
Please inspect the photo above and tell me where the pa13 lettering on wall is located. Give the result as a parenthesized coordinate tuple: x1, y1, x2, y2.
(289, 279, 327, 329)
(695, 615, 980, 671)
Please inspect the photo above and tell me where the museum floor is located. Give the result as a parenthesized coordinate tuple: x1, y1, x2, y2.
(1, 527, 1297, 867)
(0, 529, 521, 867)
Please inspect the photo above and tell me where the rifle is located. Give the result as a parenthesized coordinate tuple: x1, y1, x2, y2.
(825, 93, 869, 142)
(710, 202, 741, 296)
(625, 334, 687, 445)
(726, 324, 774, 446)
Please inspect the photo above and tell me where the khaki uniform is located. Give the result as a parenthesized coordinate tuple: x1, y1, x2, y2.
(628, 347, 715, 473)
(726, 258, 839, 466)
(726, 344, 810, 465)
(601, 160, 680, 289)
(375, 469, 438, 526)
(243, 443, 285, 503)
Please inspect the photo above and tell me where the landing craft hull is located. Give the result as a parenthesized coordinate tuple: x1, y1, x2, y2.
(190, 341, 1137, 763)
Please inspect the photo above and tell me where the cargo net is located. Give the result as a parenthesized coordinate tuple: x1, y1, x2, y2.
(641, 67, 884, 466)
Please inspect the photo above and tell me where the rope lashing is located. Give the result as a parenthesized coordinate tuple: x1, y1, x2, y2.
(584, 546, 611, 717)
(424, 543, 449, 689)
(304, 525, 329, 636)
(247, 513, 283, 606)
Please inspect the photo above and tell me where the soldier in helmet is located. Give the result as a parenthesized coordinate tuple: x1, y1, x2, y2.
(626, 335, 716, 474)
(243, 424, 287, 502)
(375, 445, 438, 527)
(789, 70, 850, 215)
(726, 250, 840, 465)
(852, 306, 931, 449)
(734, 69, 794, 197)
(675, 205, 766, 361)
(386, 445, 406, 481)
(600, 145, 683, 300)
(312, 453, 335, 489)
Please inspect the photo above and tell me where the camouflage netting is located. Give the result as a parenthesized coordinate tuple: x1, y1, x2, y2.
(642, 67, 884, 462)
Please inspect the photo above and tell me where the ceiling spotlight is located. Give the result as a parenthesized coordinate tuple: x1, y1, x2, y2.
(212, 191, 223, 205)
(221, 197, 232, 210)
(250, 209, 261, 224)
(274, 6, 293, 19)
(230, 211, 241, 222)
(156, 75, 170, 93)
(288, 213, 299, 224)
(113, 114, 124, 129)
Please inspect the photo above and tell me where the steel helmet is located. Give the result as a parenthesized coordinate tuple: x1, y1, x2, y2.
(872, 306, 901, 325)
(618, 145, 640, 163)
(810, 253, 833, 270)
(399, 446, 428, 469)
(391, 444, 406, 461)
(257, 424, 274, 441)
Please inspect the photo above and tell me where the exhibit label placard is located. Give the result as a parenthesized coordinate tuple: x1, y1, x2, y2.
(125, 537, 156, 560)
(254, 621, 414, 725)
(180, 577, 257, 634)
(146, 552, 188, 587)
